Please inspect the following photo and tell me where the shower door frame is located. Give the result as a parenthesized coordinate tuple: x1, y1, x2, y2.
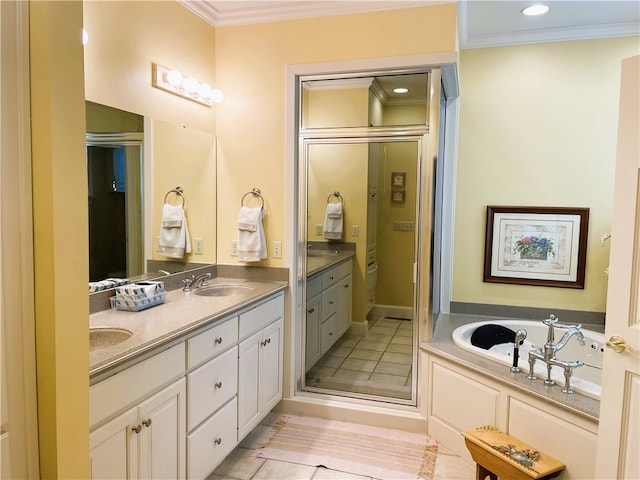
(298, 130, 429, 405)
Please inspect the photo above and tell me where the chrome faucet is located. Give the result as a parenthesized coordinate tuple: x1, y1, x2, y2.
(526, 314, 587, 393)
(182, 272, 212, 291)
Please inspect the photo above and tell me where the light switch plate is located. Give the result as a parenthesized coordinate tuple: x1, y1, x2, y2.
(194, 238, 204, 255)
(272, 241, 282, 258)
(230, 240, 238, 256)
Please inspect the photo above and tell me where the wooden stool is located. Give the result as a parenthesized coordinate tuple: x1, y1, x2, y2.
(461, 426, 565, 480)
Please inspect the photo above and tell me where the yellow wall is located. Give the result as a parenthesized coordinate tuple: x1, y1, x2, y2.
(214, 4, 459, 265)
(83, 1, 218, 262)
(83, 1, 216, 133)
(152, 119, 217, 263)
(30, 1, 89, 477)
(454, 37, 640, 312)
(307, 144, 369, 321)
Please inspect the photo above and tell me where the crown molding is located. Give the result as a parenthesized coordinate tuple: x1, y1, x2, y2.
(179, 1, 443, 27)
(462, 21, 640, 49)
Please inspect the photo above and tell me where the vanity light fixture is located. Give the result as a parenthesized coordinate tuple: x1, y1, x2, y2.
(152, 63, 223, 107)
(521, 4, 550, 16)
(393, 87, 409, 94)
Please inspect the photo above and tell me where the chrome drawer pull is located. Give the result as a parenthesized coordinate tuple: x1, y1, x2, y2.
(142, 419, 152, 428)
(214, 381, 222, 389)
(214, 437, 222, 445)
(131, 424, 142, 434)
(214, 337, 223, 345)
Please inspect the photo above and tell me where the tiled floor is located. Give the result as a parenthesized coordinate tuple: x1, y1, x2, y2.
(306, 315, 413, 400)
(207, 411, 477, 480)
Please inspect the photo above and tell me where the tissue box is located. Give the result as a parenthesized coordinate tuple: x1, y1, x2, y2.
(110, 290, 166, 312)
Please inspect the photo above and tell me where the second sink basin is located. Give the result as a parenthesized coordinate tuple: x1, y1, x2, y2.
(90, 327, 133, 349)
(195, 284, 255, 297)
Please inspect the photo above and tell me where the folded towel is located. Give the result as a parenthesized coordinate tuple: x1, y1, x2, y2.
(159, 203, 191, 258)
(324, 202, 343, 240)
(237, 206, 267, 262)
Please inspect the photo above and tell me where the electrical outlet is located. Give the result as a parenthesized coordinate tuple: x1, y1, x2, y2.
(315, 224, 323, 236)
(230, 240, 238, 256)
(194, 238, 204, 255)
(352, 225, 360, 237)
(272, 241, 282, 259)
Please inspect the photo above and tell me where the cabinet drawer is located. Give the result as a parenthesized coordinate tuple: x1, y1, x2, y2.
(307, 274, 322, 299)
(187, 347, 238, 431)
(321, 260, 352, 289)
(187, 399, 237, 480)
(239, 293, 284, 340)
(321, 284, 339, 321)
(321, 314, 339, 355)
(187, 316, 238, 368)
(90, 343, 185, 428)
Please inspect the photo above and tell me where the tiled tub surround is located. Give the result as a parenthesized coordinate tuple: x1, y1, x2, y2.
(422, 313, 600, 480)
(89, 266, 287, 380)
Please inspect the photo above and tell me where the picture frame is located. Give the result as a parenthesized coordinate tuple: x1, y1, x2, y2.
(391, 190, 405, 203)
(484, 206, 589, 288)
(391, 172, 406, 188)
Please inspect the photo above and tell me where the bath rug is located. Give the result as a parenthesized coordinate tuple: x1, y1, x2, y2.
(255, 415, 438, 480)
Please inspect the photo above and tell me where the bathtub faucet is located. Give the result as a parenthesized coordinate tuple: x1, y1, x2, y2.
(526, 315, 586, 393)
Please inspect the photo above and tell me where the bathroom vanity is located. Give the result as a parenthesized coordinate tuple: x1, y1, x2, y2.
(305, 250, 354, 372)
(88, 279, 285, 479)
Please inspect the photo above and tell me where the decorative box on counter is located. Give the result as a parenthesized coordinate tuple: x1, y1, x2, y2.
(110, 281, 166, 312)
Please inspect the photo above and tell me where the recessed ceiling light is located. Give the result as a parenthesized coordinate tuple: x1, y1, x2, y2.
(393, 87, 409, 94)
(521, 4, 550, 16)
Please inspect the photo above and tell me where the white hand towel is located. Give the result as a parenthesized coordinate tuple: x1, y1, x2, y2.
(237, 206, 266, 262)
(324, 202, 343, 240)
(159, 203, 191, 258)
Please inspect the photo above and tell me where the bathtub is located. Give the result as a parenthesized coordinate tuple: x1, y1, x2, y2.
(452, 320, 604, 400)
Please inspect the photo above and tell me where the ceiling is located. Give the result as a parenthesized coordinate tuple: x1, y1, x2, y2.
(180, 0, 639, 48)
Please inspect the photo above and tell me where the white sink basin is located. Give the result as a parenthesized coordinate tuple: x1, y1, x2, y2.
(90, 327, 133, 348)
(194, 284, 255, 297)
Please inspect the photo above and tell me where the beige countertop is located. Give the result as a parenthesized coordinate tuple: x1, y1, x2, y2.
(307, 252, 355, 277)
(89, 277, 286, 381)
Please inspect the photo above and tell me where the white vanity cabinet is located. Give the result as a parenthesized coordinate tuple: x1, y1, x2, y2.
(90, 290, 286, 480)
(185, 315, 239, 479)
(238, 294, 284, 441)
(307, 259, 353, 368)
(426, 354, 598, 480)
(305, 276, 322, 371)
(89, 344, 186, 480)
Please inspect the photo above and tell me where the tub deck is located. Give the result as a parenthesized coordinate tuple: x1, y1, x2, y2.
(421, 313, 600, 422)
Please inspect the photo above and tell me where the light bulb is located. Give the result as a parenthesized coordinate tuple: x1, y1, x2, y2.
(197, 83, 212, 99)
(521, 4, 550, 16)
(393, 87, 409, 94)
(82, 28, 89, 46)
(210, 89, 224, 103)
(182, 77, 198, 94)
(165, 69, 183, 87)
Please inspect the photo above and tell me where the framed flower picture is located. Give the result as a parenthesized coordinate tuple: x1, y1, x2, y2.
(484, 206, 589, 288)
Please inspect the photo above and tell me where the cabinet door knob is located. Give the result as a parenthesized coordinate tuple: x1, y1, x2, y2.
(261, 338, 272, 347)
(142, 419, 152, 428)
(131, 424, 142, 434)
(307, 307, 315, 314)
(214, 381, 223, 389)
(329, 301, 334, 305)
(329, 276, 334, 280)
(329, 332, 333, 336)
(214, 337, 223, 345)
(214, 437, 222, 445)
(345, 284, 349, 288)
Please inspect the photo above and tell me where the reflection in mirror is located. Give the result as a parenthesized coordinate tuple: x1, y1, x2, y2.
(299, 69, 434, 404)
(302, 73, 428, 128)
(86, 101, 217, 292)
(87, 134, 143, 281)
(304, 139, 419, 402)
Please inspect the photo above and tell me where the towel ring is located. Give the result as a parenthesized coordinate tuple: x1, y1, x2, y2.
(241, 187, 264, 209)
(327, 191, 343, 204)
(164, 186, 185, 207)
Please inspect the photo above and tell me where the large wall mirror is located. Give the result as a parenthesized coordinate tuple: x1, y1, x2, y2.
(86, 101, 217, 289)
(298, 70, 437, 405)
